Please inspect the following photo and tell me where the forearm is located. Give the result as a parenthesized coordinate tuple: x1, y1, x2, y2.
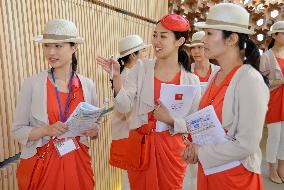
(113, 74, 123, 97)
(28, 125, 48, 141)
(269, 79, 284, 88)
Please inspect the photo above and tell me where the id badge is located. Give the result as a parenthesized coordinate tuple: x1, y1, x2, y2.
(54, 138, 80, 157)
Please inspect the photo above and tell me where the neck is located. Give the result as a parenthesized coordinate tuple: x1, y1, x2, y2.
(124, 60, 136, 69)
(195, 59, 210, 71)
(156, 51, 180, 70)
(216, 49, 242, 76)
(272, 42, 284, 53)
(53, 63, 73, 82)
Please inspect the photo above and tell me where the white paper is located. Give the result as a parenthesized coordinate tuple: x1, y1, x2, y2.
(61, 102, 112, 137)
(185, 105, 240, 175)
(156, 84, 198, 132)
(55, 139, 77, 156)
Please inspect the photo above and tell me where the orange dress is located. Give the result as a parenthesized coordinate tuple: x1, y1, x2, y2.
(197, 65, 263, 190)
(128, 71, 187, 190)
(266, 58, 284, 124)
(36, 76, 95, 190)
(194, 67, 211, 82)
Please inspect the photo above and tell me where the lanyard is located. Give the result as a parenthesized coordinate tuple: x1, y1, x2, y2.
(51, 68, 74, 122)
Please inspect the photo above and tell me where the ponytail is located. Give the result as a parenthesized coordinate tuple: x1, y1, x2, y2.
(110, 51, 139, 89)
(222, 31, 269, 86)
(268, 38, 275, 49)
(71, 53, 77, 72)
(70, 42, 78, 72)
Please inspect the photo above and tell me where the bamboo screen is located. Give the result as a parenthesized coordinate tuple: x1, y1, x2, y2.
(0, 0, 168, 189)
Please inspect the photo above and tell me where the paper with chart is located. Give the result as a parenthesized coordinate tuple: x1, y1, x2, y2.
(60, 102, 113, 137)
(156, 84, 198, 132)
(185, 105, 240, 175)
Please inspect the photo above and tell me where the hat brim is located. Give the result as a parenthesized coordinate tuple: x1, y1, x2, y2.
(33, 35, 84, 44)
(194, 22, 255, 35)
(118, 44, 152, 58)
(267, 30, 284, 36)
(185, 43, 204, 48)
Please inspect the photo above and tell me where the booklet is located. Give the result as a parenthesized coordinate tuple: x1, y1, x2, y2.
(185, 105, 240, 175)
(60, 102, 113, 138)
(156, 84, 198, 132)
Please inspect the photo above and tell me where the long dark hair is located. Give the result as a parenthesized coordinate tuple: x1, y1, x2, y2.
(268, 38, 276, 49)
(70, 42, 78, 72)
(173, 31, 191, 72)
(222, 31, 269, 86)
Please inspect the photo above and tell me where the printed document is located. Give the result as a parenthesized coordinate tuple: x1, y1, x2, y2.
(156, 84, 198, 132)
(185, 105, 240, 175)
(60, 102, 113, 137)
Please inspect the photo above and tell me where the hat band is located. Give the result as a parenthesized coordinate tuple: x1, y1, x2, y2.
(120, 42, 144, 55)
(206, 19, 249, 29)
(191, 40, 203, 44)
(273, 28, 284, 31)
(43, 34, 77, 40)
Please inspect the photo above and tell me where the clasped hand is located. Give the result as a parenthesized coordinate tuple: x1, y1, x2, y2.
(181, 143, 200, 164)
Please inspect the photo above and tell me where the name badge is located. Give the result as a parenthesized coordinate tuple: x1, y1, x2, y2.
(54, 138, 80, 157)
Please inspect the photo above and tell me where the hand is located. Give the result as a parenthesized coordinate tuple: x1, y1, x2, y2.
(43, 121, 68, 137)
(96, 56, 121, 78)
(81, 125, 100, 140)
(153, 100, 174, 126)
(182, 143, 199, 164)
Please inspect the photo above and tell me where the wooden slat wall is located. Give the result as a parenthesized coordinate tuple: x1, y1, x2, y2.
(0, 0, 168, 189)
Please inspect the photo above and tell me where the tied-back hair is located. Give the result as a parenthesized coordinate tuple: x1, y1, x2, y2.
(268, 38, 276, 49)
(222, 31, 269, 86)
(70, 42, 77, 72)
(173, 31, 191, 72)
(110, 51, 139, 89)
(117, 51, 139, 73)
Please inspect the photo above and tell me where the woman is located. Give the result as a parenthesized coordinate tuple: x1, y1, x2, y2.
(97, 14, 201, 190)
(12, 19, 98, 190)
(110, 34, 150, 190)
(183, 3, 269, 190)
(186, 31, 219, 84)
(260, 20, 284, 184)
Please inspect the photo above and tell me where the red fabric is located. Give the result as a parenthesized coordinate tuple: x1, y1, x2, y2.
(197, 65, 263, 190)
(194, 67, 211, 82)
(266, 58, 284, 124)
(35, 76, 95, 190)
(160, 14, 190, 32)
(128, 71, 188, 190)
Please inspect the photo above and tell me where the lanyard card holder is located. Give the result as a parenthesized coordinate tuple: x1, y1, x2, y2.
(54, 137, 80, 157)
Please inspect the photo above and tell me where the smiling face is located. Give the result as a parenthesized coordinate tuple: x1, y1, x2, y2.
(43, 42, 77, 69)
(152, 22, 184, 59)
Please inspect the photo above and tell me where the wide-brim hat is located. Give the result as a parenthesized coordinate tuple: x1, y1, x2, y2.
(268, 21, 284, 36)
(185, 31, 205, 48)
(118, 35, 151, 58)
(34, 19, 84, 44)
(194, 3, 254, 35)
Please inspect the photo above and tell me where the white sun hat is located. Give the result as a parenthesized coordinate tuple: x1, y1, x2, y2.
(194, 3, 255, 35)
(267, 21, 284, 36)
(185, 31, 205, 48)
(34, 19, 84, 44)
(118, 35, 151, 58)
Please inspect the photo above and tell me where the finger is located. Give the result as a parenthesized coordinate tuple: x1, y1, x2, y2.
(96, 56, 109, 62)
(156, 100, 165, 108)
